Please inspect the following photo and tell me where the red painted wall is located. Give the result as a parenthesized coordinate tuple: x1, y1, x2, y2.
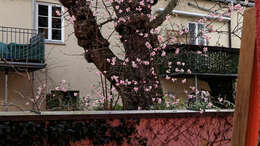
(70, 114, 233, 146)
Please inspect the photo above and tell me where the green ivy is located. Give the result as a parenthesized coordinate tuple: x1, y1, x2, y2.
(0, 119, 146, 146)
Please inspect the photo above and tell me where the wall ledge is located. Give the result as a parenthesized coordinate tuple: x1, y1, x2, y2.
(0, 109, 234, 121)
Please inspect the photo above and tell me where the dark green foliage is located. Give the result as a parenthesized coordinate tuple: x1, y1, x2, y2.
(0, 119, 146, 146)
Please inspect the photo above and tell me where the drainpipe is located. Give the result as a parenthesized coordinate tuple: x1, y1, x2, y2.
(4, 69, 8, 111)
(195, 75, 199, 102)
(228, 20, 232, 48)
(32, 0, 36, 30)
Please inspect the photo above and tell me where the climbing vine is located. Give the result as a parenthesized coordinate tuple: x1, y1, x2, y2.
(0, 119, 146, 146)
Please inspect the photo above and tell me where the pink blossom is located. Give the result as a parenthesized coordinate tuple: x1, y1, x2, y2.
(182, 79, 186, 83)
(56, 10, 61, 16)
(208, 102, 213, 108)
(69, 15, 76, 24)
(171, 78, 177, 83)
(234, 4, 242, 11)
(145, 42, 152, 49)
(158, 35, 163, 42)
(190, 86, 195, 91)
(175, 48, 180, 54)
(158, 98, 162, 104)
(188, 95, 193, 99)
(200, 109, 204, 114)
(61, 87, 67, 92)
(203, 47, 208, 52)
(132, 61, 137, 68)
(161, 51, 166, 56)
(143, 61, 150, 65)
(166, 101, 170, 107)
(165, 75, 171, 80)
(134, 87, 139, 92)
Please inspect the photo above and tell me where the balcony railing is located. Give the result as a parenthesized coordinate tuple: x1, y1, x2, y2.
(0, 26, 45, 64)
(158, 44, 240, 77)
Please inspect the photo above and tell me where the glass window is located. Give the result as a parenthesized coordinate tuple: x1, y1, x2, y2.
(188, 23, 206, 45)
(37, 3, 64, 42)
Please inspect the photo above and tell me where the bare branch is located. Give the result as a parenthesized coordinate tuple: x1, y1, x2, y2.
(150, 0, 179, 29)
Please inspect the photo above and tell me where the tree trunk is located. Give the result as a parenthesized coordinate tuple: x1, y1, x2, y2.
(59, 0, 165, 109)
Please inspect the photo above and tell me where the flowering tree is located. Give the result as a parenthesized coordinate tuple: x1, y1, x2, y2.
(58, 0, 245, 110)
(58, 0, 180, 110)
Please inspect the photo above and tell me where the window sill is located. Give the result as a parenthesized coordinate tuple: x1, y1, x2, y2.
(45, 40, 65, 45)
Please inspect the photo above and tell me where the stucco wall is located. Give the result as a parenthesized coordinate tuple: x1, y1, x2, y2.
(0, 0, 32, 28)
(0, 72, 35, 111)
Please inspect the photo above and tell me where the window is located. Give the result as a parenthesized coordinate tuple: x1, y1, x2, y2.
(36, 3, 64, 42)
(189, 23, 206, 45)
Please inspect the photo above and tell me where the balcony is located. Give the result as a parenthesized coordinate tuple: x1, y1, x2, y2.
(158, 44, 240, 78)
(0, 26, 46, 72)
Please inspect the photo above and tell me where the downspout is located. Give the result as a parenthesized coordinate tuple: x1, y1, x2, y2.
(32, 0, 36, 30)
(4, 69, 8, 111)
(228, 20, 232, 48)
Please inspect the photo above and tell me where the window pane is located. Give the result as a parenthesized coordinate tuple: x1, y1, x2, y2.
(38, 16, 48, 27)
(52, 29, 61, 40)
(38, 28, 48, 39)
(38, 5, 48, 16)
(198, 24, 204, 37)
(52, 18, 62, 29)
(52, 6, 62, 17)
(189, 23, 196, 45)
(198, 24, 205, 45)
(198, 37, 206, 45)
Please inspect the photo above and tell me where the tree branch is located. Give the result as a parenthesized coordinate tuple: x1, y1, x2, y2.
(150, 0, 179, 29)
(59, 0, 122, 82)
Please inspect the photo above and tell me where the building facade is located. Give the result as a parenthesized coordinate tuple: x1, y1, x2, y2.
(0, 0, 249, 111)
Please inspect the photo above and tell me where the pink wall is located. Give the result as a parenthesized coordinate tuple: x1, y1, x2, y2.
(70, 113, 233, 146)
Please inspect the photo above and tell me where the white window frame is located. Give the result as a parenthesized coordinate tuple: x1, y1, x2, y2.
(189, 22, 206, 46)
(36, 2, 64, 43)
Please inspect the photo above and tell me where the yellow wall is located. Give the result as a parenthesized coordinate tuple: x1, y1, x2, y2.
(0, 0, 32, 28)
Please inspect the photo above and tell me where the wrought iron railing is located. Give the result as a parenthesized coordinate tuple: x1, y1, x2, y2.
(158, 44, 240, 76)
(0, 26, 45, 63)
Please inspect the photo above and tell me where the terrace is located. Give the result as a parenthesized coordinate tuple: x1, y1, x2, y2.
(0, 26, 46, 111)
(0, 26, 46, 72)
(158, 44, 239, 78)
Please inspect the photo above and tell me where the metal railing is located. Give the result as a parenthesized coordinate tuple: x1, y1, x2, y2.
(0, 26, 45, 63)
(158, 44, 240, 76)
